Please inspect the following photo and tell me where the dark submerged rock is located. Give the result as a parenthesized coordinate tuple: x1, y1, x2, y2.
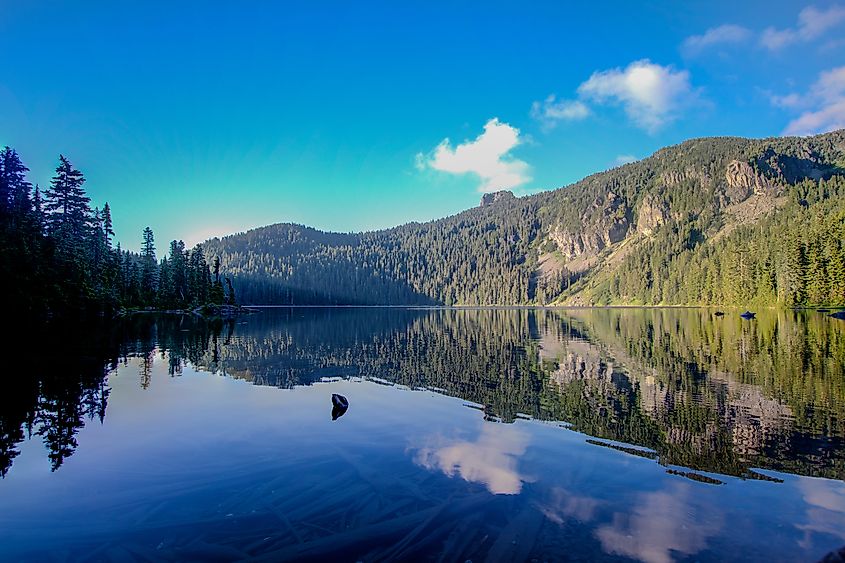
(818, 545, 845, 563)
(331, 393, 349, 420)
(831, 311, 845, 320)
(740, 311, 756, 319)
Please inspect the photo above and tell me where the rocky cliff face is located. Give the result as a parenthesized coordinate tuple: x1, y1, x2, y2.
(724, 160, 777, 200)
(480, 190, 515, 207)
(635, 193, 670, 235)
(660, 166, 710, 188)
(548, 192, 631, 260)
(756, 145, 829, 183)
(541, 146, 828, 273)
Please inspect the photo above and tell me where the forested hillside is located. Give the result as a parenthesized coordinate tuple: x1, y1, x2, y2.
(205, 130, 845, 307)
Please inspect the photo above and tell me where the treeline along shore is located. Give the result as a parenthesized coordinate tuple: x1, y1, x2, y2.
(0, 147, 236, 323)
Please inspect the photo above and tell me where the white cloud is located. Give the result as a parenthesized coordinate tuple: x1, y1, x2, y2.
(530, 95, 590, 129)
(420, 118, 531, 193)
(596, 483, 723, 563)
(612, 155, 639, 166)
(682, 24, 751, 55)
(796, 477, 845, 548)
(761, 5, 845, 50)
(412, 424, 530, 495)
(577, 60, 695, 132)
(816, 66, 845, 101)
(769, 92, 802, 108)
(778, 66, 845, 135)
(784, 99, 845, 136)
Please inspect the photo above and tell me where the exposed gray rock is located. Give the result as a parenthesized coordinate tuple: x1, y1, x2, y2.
(479, 190, 515, 207)
(548, 192, 631, 260)
(660, 166, 710, 188)
(636, 194, 670, 235)
(724, 160, 776, 199)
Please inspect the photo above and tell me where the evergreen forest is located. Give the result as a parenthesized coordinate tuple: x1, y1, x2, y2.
(0, 147, 235, 321)
(204, 130, 845, 307)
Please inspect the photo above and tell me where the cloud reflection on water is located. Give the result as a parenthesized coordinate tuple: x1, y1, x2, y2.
(595, 482, 722, 563)
(411, 422, 530, 495)
(797, 477, 845, 549)
(537, 486, 601, 524)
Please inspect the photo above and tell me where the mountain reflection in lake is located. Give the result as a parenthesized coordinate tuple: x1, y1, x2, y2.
(1, 307, 844, 562)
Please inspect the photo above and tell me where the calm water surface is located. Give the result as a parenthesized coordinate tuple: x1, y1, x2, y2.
(1, 308, 844, 562)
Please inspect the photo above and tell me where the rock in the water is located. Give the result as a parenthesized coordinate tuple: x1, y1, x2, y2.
(817, 544, 845, 562)
(740, 311, 756, 319)
(331, 393, 349, 420)
(831, 311, 845, 320)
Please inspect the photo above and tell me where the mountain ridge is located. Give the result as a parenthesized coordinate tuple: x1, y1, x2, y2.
(204, 130, 845, 306)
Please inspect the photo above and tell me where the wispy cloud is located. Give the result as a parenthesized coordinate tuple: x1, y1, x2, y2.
(769, 92, 802, 109)
(577, 60, 696, 133)
(530, 95, 590, 130)
(532, 60, 696, 133)
(776, 66, 845, 136)
(682, 24, 751, 55)
(761, 5, 845, 50)
(612, 155, 639, 166)
(419, 118, 531, 193)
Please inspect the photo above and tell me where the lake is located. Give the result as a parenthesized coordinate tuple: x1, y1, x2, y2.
(1, 307, 844, 562)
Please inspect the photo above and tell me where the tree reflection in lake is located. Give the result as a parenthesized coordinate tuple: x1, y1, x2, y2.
(1, 325, 115, 476)
(2, 307, 844, 483)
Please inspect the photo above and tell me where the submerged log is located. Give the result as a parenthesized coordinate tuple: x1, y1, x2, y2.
(251, 494, 492, 562)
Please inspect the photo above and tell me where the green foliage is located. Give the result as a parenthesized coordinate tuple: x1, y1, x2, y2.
(205, 130, 845, 306)
(203, 198, 541, 305)
(0, 148, 231, 319)
(585, 176, 845, 306)
(4, 129, 845, 311)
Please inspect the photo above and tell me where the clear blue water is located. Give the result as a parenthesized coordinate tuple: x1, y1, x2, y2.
(1, 308, 844, 561)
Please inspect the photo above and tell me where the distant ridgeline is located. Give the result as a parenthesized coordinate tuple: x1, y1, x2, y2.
(204, 130, 845, 306)
(0, 148, 235, 320)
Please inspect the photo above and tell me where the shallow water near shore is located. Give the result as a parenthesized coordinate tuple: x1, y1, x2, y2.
(1, 307, 844, 561)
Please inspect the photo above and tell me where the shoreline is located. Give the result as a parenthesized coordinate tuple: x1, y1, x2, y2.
(243, 304, 845, 311)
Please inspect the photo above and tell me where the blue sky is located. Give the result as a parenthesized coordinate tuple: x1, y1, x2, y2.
(1, 1, 844, 251)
